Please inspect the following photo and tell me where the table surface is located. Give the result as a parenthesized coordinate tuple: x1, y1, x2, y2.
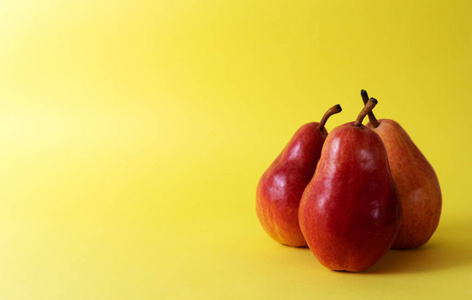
(1, 1, 471, 299)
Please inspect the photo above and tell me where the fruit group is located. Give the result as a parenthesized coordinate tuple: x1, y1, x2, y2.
(256, 105, 342, 247)
(299, 99, 402, 272)
(361, 90, 442, 249)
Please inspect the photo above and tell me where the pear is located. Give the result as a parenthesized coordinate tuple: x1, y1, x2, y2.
(361, 90, 442, 249)
(256, 104, 342, 247)
(299, 98, 402, 272)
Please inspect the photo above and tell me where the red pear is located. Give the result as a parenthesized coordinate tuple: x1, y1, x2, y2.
(361, 90, 442, 249)
(256, 104, 342, 247)
(299, 98, 402, 272)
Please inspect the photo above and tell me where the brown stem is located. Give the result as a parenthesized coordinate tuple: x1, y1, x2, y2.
(318, 104, 342, 131)
(354, 98, 378, 127)
(360, 89, 380, 128)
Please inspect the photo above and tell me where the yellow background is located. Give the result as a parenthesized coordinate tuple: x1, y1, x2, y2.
(0, 0, 471, 299)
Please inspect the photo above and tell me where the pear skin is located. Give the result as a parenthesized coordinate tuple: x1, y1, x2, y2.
(256, 105, 341, 247)
(367, 119, 442, 249)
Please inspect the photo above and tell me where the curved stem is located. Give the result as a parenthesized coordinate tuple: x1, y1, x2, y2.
(360, 89, 380, 128)
(318, 104, 342, 131)
(354, 98, 378, 127)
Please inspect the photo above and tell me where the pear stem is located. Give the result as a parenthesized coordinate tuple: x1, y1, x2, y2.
(318, 104, 342, 131)
(361, 89, 380, 128)
(354, 98, 378, 127)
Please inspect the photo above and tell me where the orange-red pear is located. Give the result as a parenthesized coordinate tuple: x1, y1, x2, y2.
(361, 90, 442, 249)
(256, 104, 342, 247)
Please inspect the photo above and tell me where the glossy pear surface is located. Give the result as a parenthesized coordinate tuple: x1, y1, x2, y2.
(256, 123, 327, 247)
(299, 123, 402, 272)
(367, 119, 442, 249)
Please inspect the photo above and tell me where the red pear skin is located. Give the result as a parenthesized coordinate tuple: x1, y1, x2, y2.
(256, 123, 328, 247)
(299, 123, 402, 272)
(367, 119, 442, 249)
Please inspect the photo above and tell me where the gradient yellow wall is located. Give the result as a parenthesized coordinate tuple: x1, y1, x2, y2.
(0, 0, 471, 299)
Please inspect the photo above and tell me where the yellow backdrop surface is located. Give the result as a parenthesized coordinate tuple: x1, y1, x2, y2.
(0, 0, 471, 299)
